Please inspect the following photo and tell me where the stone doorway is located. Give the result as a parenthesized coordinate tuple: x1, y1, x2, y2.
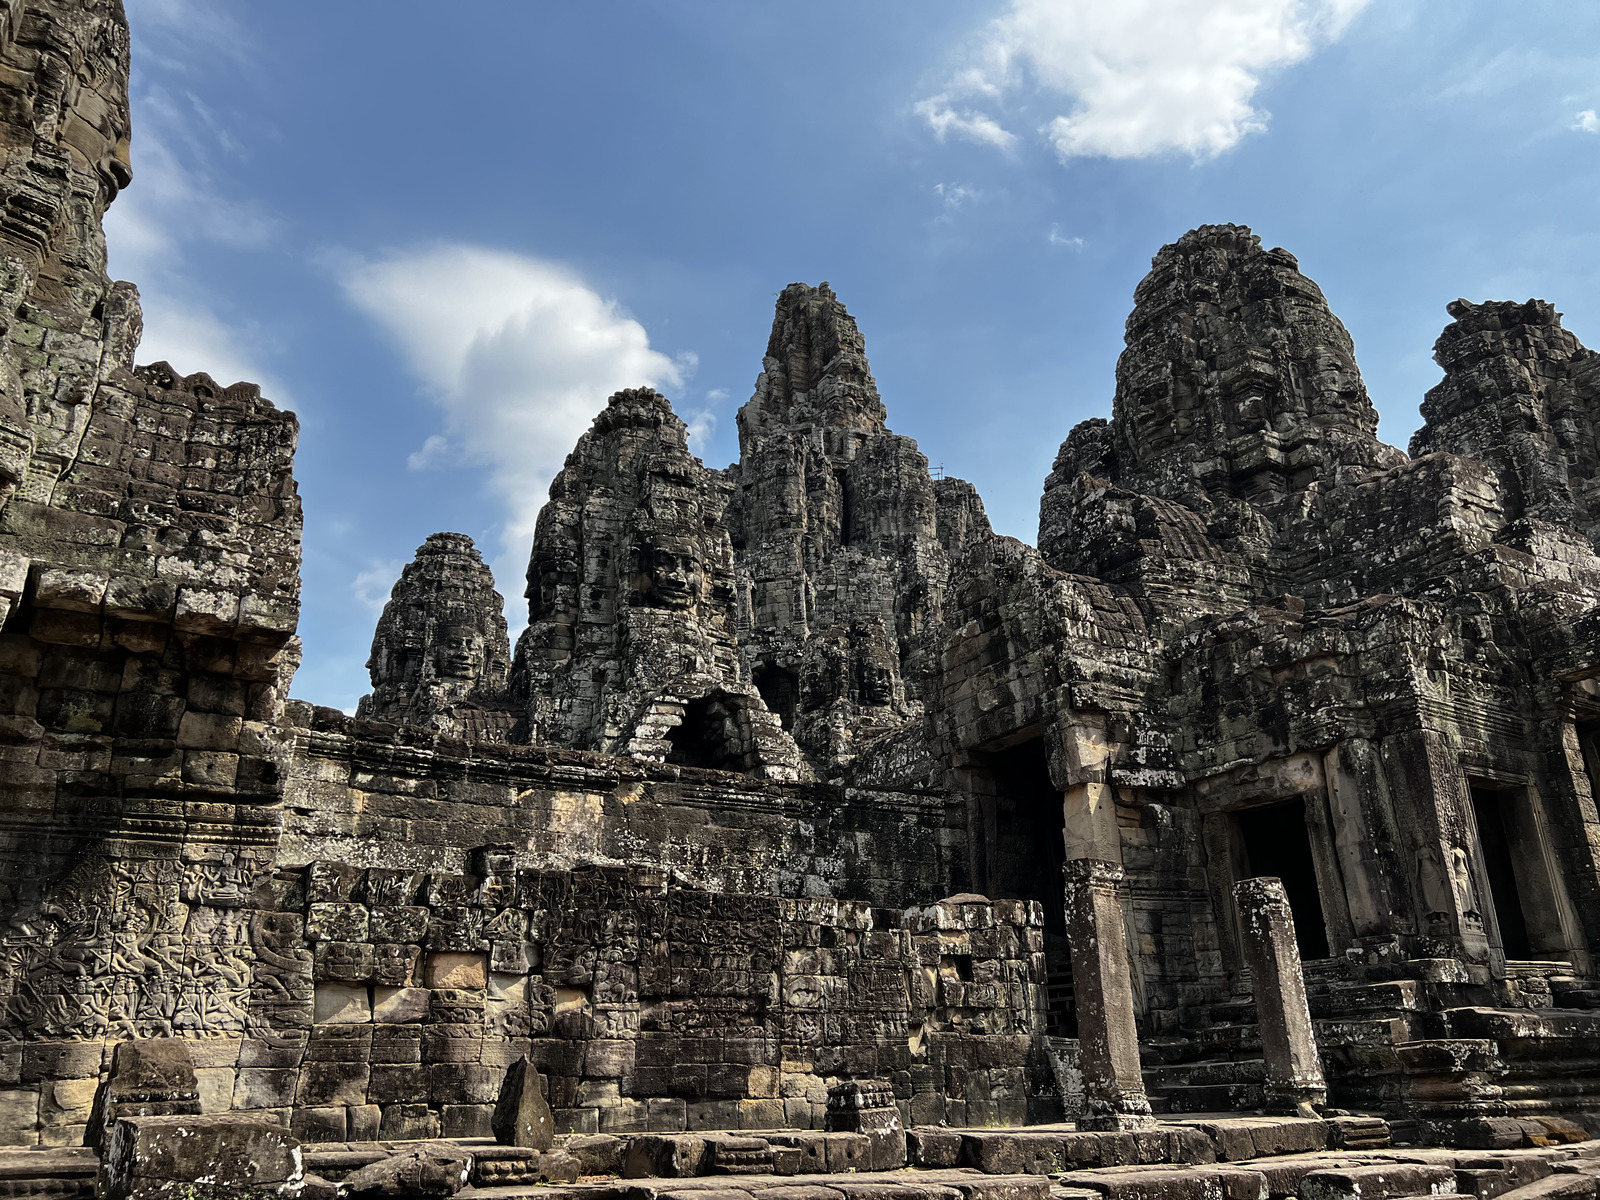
(980, 737, 1077, 1036)
(1468, 780, 1569, 961)
(1235, 799, 1330, 961)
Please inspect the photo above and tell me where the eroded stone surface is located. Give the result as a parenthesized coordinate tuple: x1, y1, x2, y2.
(357, 532, 513, 741)
(11, 0, 1600, 1170)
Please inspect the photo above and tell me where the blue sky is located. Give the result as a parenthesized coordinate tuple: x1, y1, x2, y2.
(109, 1, 1600, 713)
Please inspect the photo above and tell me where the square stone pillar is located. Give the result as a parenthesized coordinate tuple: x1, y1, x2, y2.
(1235, 875, 1327, 1116)
(1062, 859, 1155, 1130)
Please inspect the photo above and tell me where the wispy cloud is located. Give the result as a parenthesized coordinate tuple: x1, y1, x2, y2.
(339, 244, 692, 621)
(919, 0, 1372, 162)
(1576, 109, 1600, 134)
(105, 6, 286, 402)
(1047, 225, 1084, 249)
(935, 182, 982, 211)
(352, 559, 405, 614)
(915, 98, 1017, 148)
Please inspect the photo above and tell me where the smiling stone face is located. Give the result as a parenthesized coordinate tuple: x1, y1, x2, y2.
(629, 532, 704, 611)
(435, 623, 485, 682)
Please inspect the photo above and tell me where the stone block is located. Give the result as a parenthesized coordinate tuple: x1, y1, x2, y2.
(291, 1105, 347, 1143)
(379, 1102, 440, 1141)
(297, 1061, 369, 1107)
(99, 1114, 299, 1200)
(370, 1024, 422, 1064)
(425, 951, 487, 989)
(233, 1068, 297, 1111)
(556, 1107, 600, 1135)
(624, 1133, 708, 1178)
(740, 1097, 786, 1129)
(441, 1102, 494, 1138)
(372, 986, 431, 1023)
(648, 1097, 688, 1132)
(0, 1088, 39, 1144)
(348, 1103, 381, 1141)
(1300, 1164, 1458, 1200)
(600, 1099, 650, 1134)
(313, 981, 371, 1023)
(910, 1128, 964, 1168)
(570, 1133, 626, 1176)
(194, 1067, 235, 1114)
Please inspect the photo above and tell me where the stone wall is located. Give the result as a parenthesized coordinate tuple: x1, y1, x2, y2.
(280, 706, 963, 909)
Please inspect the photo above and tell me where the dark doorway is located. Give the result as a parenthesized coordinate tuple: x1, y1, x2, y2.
(753, 664, 798, 732)
(1470, 784, 1533, 959)
(665, 696, 746, 773)
(983, 738, 1075, 1036)
(1237, 799, 1330, 960)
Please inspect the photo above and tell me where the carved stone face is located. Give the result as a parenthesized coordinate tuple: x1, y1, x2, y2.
(630, 534, 703, 610)
(855, 656, 896, 708)
(435, 624, 484, 681)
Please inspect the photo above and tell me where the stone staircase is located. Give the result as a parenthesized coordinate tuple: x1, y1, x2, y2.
(1143, 968, 1434, 1115)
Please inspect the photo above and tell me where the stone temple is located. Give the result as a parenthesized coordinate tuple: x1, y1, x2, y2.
(13, 2, 1600, 1196)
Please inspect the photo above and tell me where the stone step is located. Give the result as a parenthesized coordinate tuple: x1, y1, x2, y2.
(1146, 1060, 1267, 1090)
(1298, 1162, 1459, 1200)
(1309, 982, 1423, 1019)
(1155, 1082, 1266, 1113)
(1196, 1024, 1262, 1057)
(457, 1168, 1053, 1200)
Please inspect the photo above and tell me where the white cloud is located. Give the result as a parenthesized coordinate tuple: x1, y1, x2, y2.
(340, 244, 692, 621)
(1575, 110, 1600, 134)
(919, 0, 1371, 161)
(352, 559, 405, 614)
(915, 98, 1017, 148)
(407, 434, 452, 471)
(1047, 225, 1084, 249)
(102, 75, 287, 400)
(935, 182, 982, 211)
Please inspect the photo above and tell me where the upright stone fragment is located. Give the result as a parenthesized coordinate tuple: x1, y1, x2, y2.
(1235, 876, 1327, 1116)
(1062, 859, 1155, 1130)
(492, 1055, 554, 1149)
(823, 1079, 906, 1171)
(356, 532, 513, 740)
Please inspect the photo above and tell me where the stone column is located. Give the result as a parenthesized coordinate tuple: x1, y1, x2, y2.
(1062, 859, 1155, 1130)
(1235, 876, 1327, 1116)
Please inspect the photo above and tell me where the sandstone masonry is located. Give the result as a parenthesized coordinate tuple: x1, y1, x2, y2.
(7, 0, 1600, 1171)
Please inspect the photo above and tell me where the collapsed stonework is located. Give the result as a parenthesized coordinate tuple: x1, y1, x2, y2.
(10, 0, 1600, 1184)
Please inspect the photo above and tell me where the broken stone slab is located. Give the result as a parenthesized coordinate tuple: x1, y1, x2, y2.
(88, 1039, 201, 1150)
(339, 1143, 473, 1198)
(471, 1147, 582, 1186)
(97, 1114, 301, 1200)
(1297, 1162, 1458, 1200)
(1057, 1165, 1226, 1200)
(570, 1134, 628, 1176)
(625, 1134, 711, 1178)
(1488, 1179, 1599, 1200)
(910, 1130, 965, 1169)
(493, 1056, 555, 1150)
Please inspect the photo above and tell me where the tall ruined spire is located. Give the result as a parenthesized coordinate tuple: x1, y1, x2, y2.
(737, 282, 888, 460)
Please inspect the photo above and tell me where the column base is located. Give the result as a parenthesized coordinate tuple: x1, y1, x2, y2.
(1077, 1111, 1160, 1132)
(1077, 1094, 1159, 1131)
(1263, 1085, 1327, 1119)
